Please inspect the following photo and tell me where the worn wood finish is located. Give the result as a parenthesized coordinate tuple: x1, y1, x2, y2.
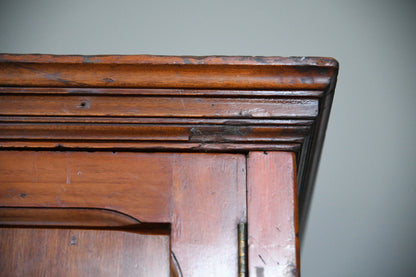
(0, 207, 142, 227)
(171, 154, 246, 276)
(0, 95, 318, 118)
(0, 87, 326, 97)
(0, 151, 246, 276)
(0, 141, 301, 153)
(0, 54, 338, 275)
(0, 122, 310, 143)
(247, 152, 299, 277)
(0, 54, 338, 66)
(0, 151, 173, 222)
(0, 54, 337, 90)
(0, 54, 338, 232)
(0, 227, 170, 277)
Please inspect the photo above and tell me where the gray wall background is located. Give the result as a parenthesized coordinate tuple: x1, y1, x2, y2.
(1, 0, 415, 276)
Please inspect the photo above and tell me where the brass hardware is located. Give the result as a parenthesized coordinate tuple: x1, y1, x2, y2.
(238, 222, 247, 277)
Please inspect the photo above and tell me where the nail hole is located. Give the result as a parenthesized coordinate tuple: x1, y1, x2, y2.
(69, 236, 77, 245)
(78, 99, 90, 109)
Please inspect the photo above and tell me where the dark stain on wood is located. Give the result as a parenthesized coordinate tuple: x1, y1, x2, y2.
(102, 77, 114, 83)
(189, 126, 252, 142)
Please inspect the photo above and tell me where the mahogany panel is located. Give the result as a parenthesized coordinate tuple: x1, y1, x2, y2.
(0, 95, 318, 118)
(171, 153, 246, 276)
(247, 151, 299, 277)
(0, 227, 170, 277)
(0, 151, 173, 222)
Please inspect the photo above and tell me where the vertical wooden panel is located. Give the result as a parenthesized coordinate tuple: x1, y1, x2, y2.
(247, 151, 299, 277)
(0, 228, 170, 277)
(171, 153, 246, 277)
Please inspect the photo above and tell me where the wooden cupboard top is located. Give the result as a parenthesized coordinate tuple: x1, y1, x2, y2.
(0, 54, 338, 235)
(0, 54, 337, 90)
(0, 54, 338, 66)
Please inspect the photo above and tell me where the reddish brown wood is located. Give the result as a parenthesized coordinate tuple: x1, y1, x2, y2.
(171, 154, 246, 276)
(0, 123, 309, 143)
(0, 54, 338, 66)
(0, 141, 301, 152)
(0, 207, 141, 227)
(0, 151, 173, 222)
(0, 151, 247, 276)
(0, 87, 326, 97)
(247, 151, 299, 277)
(0, 227, 170, 276)
(0, 54, 338, 275)
(0, 54, 337, 90)
(0, 95, 318, 118)
(0, 115, 314, 125)
(0, 55, 339, 233)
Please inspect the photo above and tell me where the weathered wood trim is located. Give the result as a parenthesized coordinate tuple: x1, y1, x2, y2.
(247, 152, 299, 276)
(0, 54, 338, 235)
(0, 54, 337, 90)
(0, 207, 142, 228)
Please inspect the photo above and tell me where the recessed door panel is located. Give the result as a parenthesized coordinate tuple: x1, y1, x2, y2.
(0, 227, 170, 277)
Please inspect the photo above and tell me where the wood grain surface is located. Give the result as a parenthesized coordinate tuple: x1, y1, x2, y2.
(0, 54, 338, 234)
(0, 151, 247, 276)
(247, 151, 299, 277)
(0, 54, 337, 90)
(171, 154, 246, 276)
(0, 95, 318, 118)
(0, 54, 338, 276)
(0, 227, 170, 277)
(0, 151, 173, 222)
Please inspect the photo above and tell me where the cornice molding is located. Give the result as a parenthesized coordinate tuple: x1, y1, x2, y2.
(0, 54, 338, 235)
(0, 54, 337, 90)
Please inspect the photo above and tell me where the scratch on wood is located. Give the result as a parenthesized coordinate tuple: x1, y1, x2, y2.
(56, 196, 63, 206)
(258, 254, 266, 265)
(66, 155, 71, 185)
(33, 152, 38, 183)
(60, 183, 66, 193)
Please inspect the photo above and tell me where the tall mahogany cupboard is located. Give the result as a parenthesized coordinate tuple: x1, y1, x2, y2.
(0, 54, 338, 277)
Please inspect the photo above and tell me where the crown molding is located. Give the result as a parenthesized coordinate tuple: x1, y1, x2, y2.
(0, 54, 338, 236)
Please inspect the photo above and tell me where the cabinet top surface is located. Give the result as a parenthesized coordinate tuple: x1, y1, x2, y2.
(0, 54, 338, 91)
(0, 54, 338, 67)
